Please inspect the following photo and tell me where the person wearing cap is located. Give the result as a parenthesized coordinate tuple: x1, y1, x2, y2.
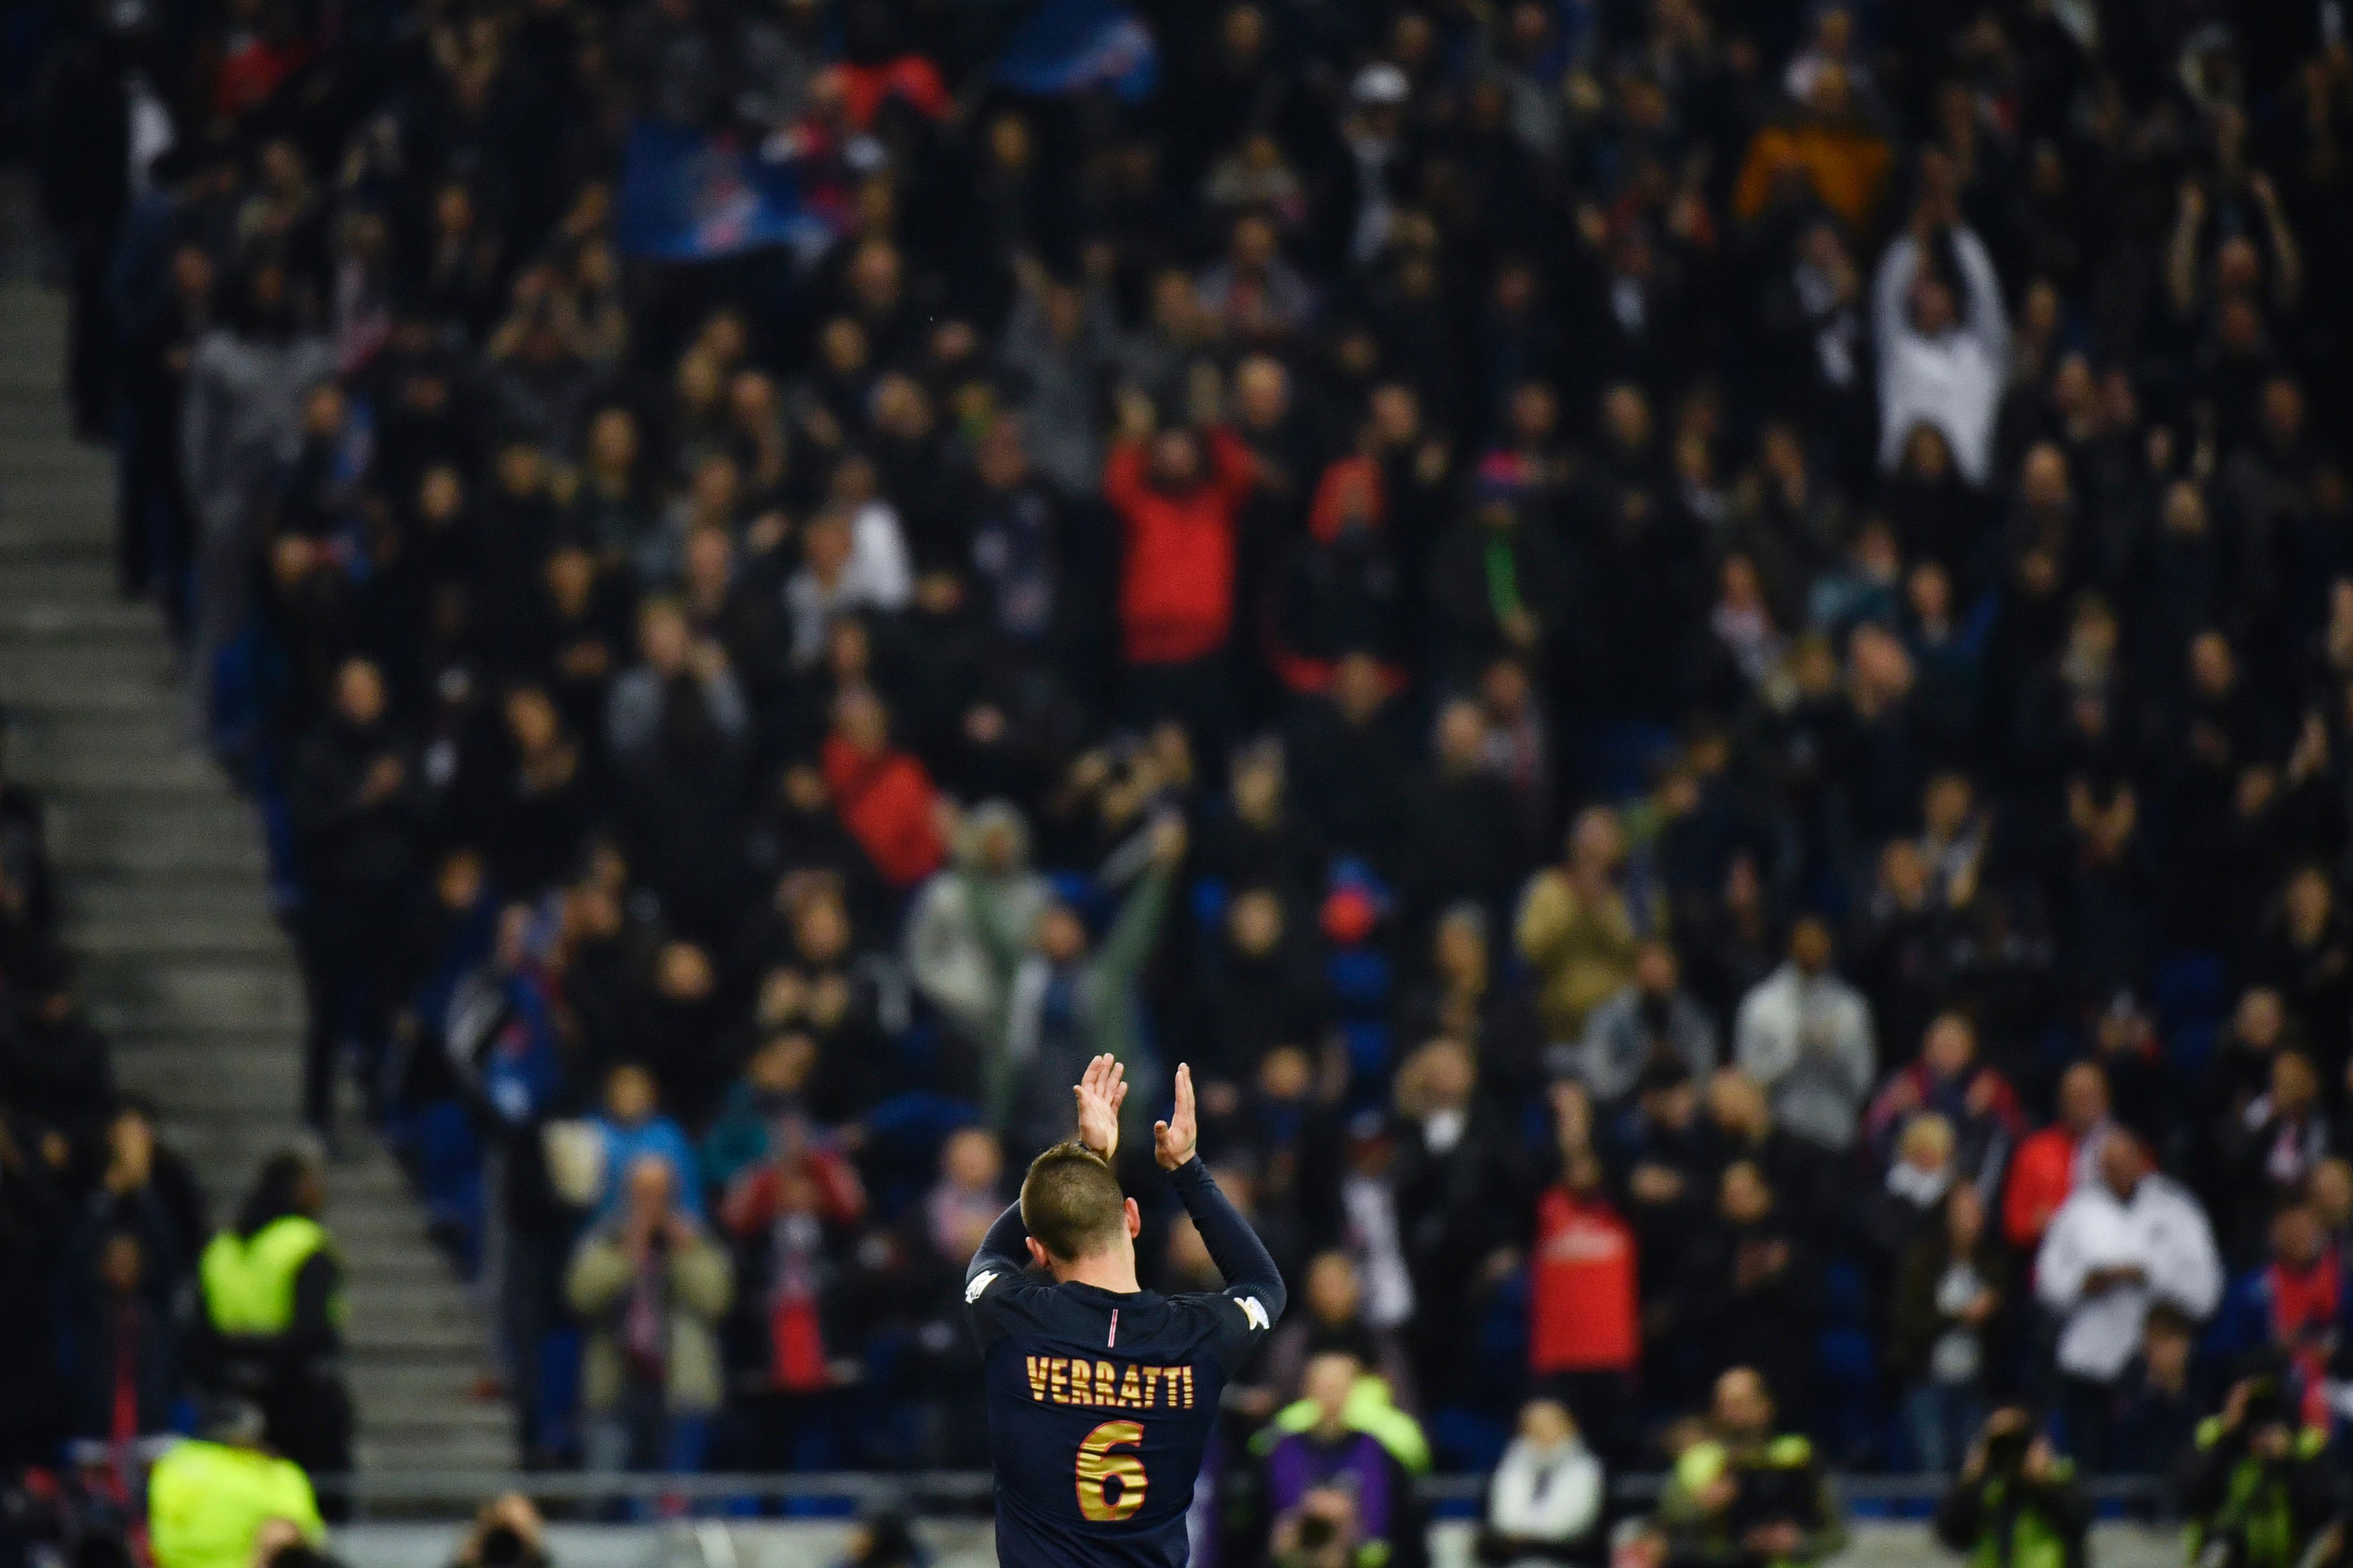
(147, 1399, 325, 1568)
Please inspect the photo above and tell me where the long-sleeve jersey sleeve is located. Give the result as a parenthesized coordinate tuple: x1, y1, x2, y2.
(1168, 1156, 1286, 1370)
(968, 1199, 1032, 1299)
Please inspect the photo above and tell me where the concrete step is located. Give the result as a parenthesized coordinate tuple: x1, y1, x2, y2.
(70, 917, 287, 963)
(357, 1399, 509, 1436)
(0, 557, 120, 607)
(84, 957, 305, 1029)
(0, 600, 159, 641)
(67, 875, 279, 928)
(10, 745, 222, 794)
(10, 704, 189, 757)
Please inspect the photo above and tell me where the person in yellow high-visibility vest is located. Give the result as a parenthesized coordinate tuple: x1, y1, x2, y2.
(197, 1150, 351, 1501)
(147, 1400, 325, 1568)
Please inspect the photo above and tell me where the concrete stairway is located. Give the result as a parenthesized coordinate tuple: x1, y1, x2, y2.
(0, 281, 510, 1482)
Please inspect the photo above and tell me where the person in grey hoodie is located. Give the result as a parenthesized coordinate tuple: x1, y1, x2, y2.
(180, 262, 333, 737)
(904, 799, 1052, 1058)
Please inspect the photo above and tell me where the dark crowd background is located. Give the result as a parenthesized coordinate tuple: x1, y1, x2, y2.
(8, 0, 2353, 1551)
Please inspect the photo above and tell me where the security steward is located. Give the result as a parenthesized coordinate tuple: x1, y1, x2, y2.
(197, 1148, 352, 1498)
(148, 1398, 325, 1568)
(1660, 1368, 1848, 1568)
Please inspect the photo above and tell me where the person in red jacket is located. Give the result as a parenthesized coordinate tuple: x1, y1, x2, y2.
(819, 684, 948, 892)
(1102, 407, 1257, 761)
(1531, 1082, 1639, 1460)
(2001, 1059, 2112, 1252)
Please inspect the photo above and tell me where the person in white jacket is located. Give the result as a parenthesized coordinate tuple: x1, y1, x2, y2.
(2034, 1130, 2221, 1468)
(1735, 917, 1876, 1151)
(1479, 1399, 1604, 1567)
(1872, 210, 2007, 487)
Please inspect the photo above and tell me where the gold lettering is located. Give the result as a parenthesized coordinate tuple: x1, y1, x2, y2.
(1095, 1361, 1117, 1407)
(1050, 1358, 1069, 1404)
(1027, 1357, 1049, 1401)
(1071, 1359, 1093, 1404)
(1120, 1364, 1143, 1408)
(1141, 1366, 1161, 1406)
(1181, 1365, 1195, 1407)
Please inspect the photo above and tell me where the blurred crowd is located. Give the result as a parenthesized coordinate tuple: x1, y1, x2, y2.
(11, 0, 2353, 1551)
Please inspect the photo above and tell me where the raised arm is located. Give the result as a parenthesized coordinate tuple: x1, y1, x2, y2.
(967, 1054, 1130, 1291)
(1159, 1064, 1287, 1322)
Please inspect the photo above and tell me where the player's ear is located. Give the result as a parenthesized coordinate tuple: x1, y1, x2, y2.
(1026, 1236, 1052, 1271)
(1124, 1197, 1142, 1240)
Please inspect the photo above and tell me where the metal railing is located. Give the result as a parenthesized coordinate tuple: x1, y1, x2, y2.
(309, 1469, 2171, 1519)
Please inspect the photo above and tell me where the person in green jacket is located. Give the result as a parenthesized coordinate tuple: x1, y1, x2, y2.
(993, 816, 1184, 1155)
(1932, 1408, 2091, 1568)
(2182, 1377, 2340, 1568)
(1661, 1368, 1848, 1568)
(147, 1400, 324, 1568)
(196, 1149, 351, 1495)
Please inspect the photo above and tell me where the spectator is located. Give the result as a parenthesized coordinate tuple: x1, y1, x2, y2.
(994, 818, 1183, 1154)
(2108, 1304, 2204, 1478)
(1930, 1408, 2090, 1568)
(820, 686, 948, 893)
(2035, 1131, 2223, 1468)
(2002, 1062, 2111, 1253)
(1101, 408, 1256, 758)
(2207, 1200, 2349, 1427)
(1250, 1250, 1419, 1418)
(1734, 917, 1876, 1152)
(1518, 809, 1652, 1050)
(1476, 1399, 1604, 1567)
(1861, 1012, 2020, 1183)
(587, 1063, 702, 1222)
(1888, 1184, 2005, 1474)
(1529, 1085, 1638, 1458)
(1872, 189, 2009, 486)
(565, 1153, 734, 1476)
(62, 1227, 181, 1445)
(1575, 939, 1717, 1106)
(905, 801, 1051, 1061)
(1659, 1368, 1847, 1568)
(292, 656, 419, 1139)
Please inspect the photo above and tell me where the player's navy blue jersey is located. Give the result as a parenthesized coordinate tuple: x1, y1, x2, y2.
(965, 1158, 1286, 1568)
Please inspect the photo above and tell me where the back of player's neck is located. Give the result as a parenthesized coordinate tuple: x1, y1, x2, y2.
(1054, 1256, 1141, 1294)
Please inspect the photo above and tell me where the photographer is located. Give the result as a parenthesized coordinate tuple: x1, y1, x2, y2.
(1931, 1409, 2090, 1568)
(449, 1495, 550, 1568)
(2181, 1377, 2338, 1568)
(1660, 1369, 1847, 1568)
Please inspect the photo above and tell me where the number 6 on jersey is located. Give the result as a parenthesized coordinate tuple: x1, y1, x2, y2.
(1075, 1420, 1148, 1522)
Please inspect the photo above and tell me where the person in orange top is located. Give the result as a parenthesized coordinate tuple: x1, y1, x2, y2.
(2000, 1060, 2112, 1252)
(819, 684, 947, 892)
(1732, 64, 1893, 232)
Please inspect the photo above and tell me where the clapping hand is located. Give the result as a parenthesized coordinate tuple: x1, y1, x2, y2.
(1155, 1062, 1200, 1170)
(1074, 1053, 1127, 1161)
